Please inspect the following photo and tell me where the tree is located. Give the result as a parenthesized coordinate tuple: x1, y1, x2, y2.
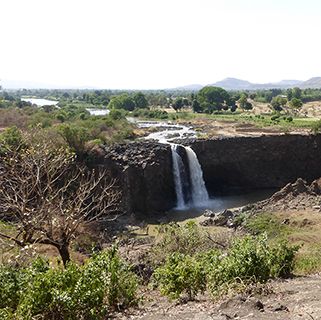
(192, 99, 201, 113)
(290, 97, 303, 109)
(182, 98, 190, 107)
(108, 94, 136, 111)
(0, 143, 120, 266)
(133, 92, 148, 109)
(197, 86, 230, 113)
(238, 94, 248, 109)
(243, 101, 253, 110)
(292, 87, 302, 100)
(286, 88, 293, 101)
(172, 97, 183, 112)
(271, 95, 287, 111)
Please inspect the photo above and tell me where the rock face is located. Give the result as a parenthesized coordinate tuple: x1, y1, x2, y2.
(89, 134, 321, 216)
(89, 141, 176, 216)
(191, 134, 321, 194)
(253, 177, 321, 212)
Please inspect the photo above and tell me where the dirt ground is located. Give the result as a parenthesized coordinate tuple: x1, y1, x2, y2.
(181, 118, 308, 138)
(114, 274, 321, 319)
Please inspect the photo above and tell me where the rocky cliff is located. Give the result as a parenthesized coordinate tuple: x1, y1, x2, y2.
(90, 141, 176, 216)
(91, 134, 321, 215)
(191, 134, 321, 194)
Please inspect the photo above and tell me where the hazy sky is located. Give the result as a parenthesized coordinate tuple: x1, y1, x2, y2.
(1, 0, 321, 89)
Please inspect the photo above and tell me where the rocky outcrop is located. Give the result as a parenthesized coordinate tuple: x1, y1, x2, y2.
(88, 134, 321, 216)
(200, 209, 235, 227)
(89, 141, 176, 216)
(253, 177, 321, 212)
(190, 134, 321, 194)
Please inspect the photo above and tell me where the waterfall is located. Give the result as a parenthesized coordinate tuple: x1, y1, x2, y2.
(171, 144, 186, 209)
(185, 146, 209, 206)
(171, 144, 208, 208)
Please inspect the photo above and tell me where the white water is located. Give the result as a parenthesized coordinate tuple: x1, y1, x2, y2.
(185, 146, 209, 206)
(21, 98, 59, 106)
(86, 108, 110, 116)
(171, 145, 186, 209)
(131, 119, 209, 209)
(128, 119, 197, 142)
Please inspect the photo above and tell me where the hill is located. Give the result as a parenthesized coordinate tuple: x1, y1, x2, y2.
(174, 77, 321, 91)
(300, 77, 321, 88)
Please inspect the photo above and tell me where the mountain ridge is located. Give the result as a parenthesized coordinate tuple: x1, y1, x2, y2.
(175, 77, 321, 91)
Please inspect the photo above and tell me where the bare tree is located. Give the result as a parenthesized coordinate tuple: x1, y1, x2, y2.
(0, 144, 120, 266)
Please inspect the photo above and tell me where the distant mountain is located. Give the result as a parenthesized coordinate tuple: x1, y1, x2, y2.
(274, 80, 303, 86)
(171, 84, 203, 91)
(210, 78, 252, 90)
(300, 77, 321, 89)
(209, 78, 307, 91)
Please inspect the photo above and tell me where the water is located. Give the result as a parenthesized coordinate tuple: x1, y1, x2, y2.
(168, 189, 276, 222)
(129, 119, 197, 142)
(132, 119, 209, 209)
(86, 108, 110, 116)
(171, 145, 186, 209)
(21, 97, 59, 106)
(185, 146, 209, 206)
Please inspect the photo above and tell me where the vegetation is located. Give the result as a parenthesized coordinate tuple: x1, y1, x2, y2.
(2, 86, 321, 314)
(153, 252, 206, 300)
(0, 248, 138, 319)
(153, 230, 298, 300)
(0, 133, 120, 266)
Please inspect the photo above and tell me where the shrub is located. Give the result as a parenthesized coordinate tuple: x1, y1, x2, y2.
(149, 221, 221, 265)
(311, 119, 321, 134)
(271, 114, 280, 121)
(109, 108, 126, 120)
(206, 235, 298, 296)
(0, 126, 25, 153)
(58, 124, 90, 155)
(132, 108, 168, 119)
(153, 253, 206, 300)
(0, 248, 138, 320)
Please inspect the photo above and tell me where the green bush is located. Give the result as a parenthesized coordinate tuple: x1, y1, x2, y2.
(311, 119, 321, 134)
(0, 126, 25, 153)
(132, 108, 168, 119)
(58, 124, 90, 155)
(0, 248, 138, 320)
(109, 108, 126, 120)
(206, 235, 298, 296)
(153, 253, 206, 300)
(150, 221, 217, 265)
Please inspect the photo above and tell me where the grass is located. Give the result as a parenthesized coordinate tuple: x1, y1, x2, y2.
(243, 211, 321, 275)
(136, 108, 321, 132)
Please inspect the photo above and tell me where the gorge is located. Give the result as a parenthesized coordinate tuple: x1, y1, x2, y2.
(93, 133, 321, 216)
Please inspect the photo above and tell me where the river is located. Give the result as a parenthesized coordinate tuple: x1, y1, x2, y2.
(21, 97, 59, 106)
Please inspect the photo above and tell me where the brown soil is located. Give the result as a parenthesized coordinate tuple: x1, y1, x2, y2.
(113, 275, 321, 319)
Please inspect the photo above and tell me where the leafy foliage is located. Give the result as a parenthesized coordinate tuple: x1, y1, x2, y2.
(149, 221, 220, 265)
(153, 253, 206, 300)
(0, 248, 138, 320)
(152, 226, 298, 300)
(205, 235, 298, 296)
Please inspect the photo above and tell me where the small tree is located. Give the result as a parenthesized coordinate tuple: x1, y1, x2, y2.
(0, 143, 120, 266)
(133, 92, 148, 109)
(238, 93, 248, 109)
(172, 98, 183, 112)
(192, 99, 201, 113)
(290, 98, 303, 109)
